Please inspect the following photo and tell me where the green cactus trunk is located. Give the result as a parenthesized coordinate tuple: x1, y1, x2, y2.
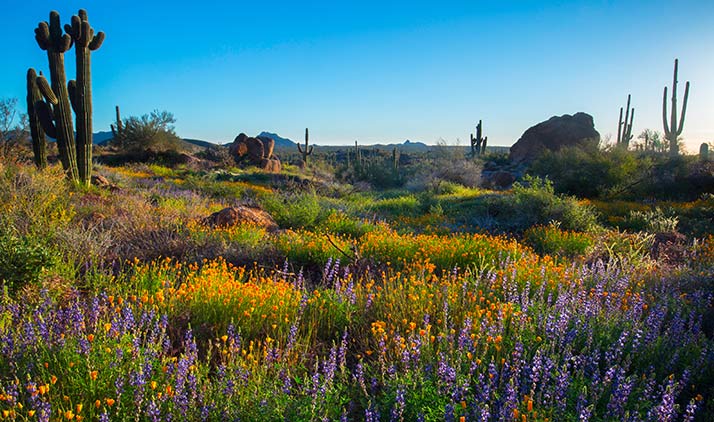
(48, 51, 78, 180)
(73, 41, 93, 185)
(26, 69, 47, 169)
(66, 9, 105, 186)
(297, 127, 314, 165)
(35, 11, 78, 182)
(662, 59, 689, 158)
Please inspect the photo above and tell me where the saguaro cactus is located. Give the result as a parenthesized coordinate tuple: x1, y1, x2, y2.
(297, 127, 314, 164)
(700, 143, 709, 161)
(663, 59, 690, 157)
(65, 9, 105, 186)
(34, 10, 78, 181)
(110, 105, 123, 142)
(470, 120, 487, 157)
(26, 69, 47, 168)
(617, 94, 634, 149)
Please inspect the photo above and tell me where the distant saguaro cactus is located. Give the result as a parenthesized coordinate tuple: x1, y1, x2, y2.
(470, 120, 487, 157)
(65, 9, 105, 186)
(297, 127, 314, 164)
(34, 10, 78, 181)
(26, 68, 47, 168)
(110, 105, 124, 144)
(700, 143, 709, 161)
(663, 59, 690, 157)
(617, 94, 634, 149)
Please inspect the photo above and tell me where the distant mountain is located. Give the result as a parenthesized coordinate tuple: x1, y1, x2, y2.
(92, 131, 114, 145)
(401, 140, 429, 150)
(183, 138, 221, 149)
(257, 132, 296, 148)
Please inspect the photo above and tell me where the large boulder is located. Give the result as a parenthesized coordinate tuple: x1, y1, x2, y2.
(202, 205, 279, 231)
(509, 112, 600, 163)
(229, 133, 281, 171)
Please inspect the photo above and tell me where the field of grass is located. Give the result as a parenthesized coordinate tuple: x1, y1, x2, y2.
(0, 159, 713, 421)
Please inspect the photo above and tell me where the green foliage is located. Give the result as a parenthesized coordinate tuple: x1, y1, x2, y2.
(622, 207, 679, 233)
(112, 110, 182, 153)
(529, 145, 647, 198)
(523, 223, 594, 258)
(471, 176, 599, 232)
(260, 191, 325, 230)
(0, 231, 59, 292)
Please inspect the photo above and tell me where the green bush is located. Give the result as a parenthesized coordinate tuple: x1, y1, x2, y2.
(260, 191, 325, 229)
(0, 232, 59, 292)
(529, 145, 648, 198)
(622, 207, 679, 233)
(112, 110, 182, 153)
(469, 176, 599, 233)
(523, 223, 594, 258)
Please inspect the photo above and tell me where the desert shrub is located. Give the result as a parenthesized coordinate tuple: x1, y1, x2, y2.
(529, 145, 647, 198)
(260, 191, 325, 229)
(469, 176, 599, 232)
(633, 156, 714, 200)
(320, 210, 380, 238)
(0, 230, 59, 292)
(367, 194, 421, 218)
(523, 223, 594, 258)
(112, 110, 182, 153)
(622, 207, 679, 233)
(343, 149, 407, 189)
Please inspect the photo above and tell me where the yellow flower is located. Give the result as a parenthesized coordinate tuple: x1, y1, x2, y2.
(28, 410, 36, 417)
(64, 410, 74, 420)
(76, 404, 83, 413)
(51, 376, 57, 385)
(89, 371, 98, 381)
(105, 398, 115, 407)
(94, 400, 101, 408)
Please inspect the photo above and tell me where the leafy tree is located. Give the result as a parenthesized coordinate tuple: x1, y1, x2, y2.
(112, 109, 181, 152)
(0, 98, 28, 158)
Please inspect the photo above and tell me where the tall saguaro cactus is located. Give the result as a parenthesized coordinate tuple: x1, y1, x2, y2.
(26, 69, 47, 168)
(617, 94, 634, 149)
(297, 127, 314, 164)
(34, 11, 78, 181)
(470, 120, 487, 157)
(663, 59, 690, 157)
(65, 9, 105, 186)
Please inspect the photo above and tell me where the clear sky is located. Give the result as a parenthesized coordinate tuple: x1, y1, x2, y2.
(2, 1, 712, 150)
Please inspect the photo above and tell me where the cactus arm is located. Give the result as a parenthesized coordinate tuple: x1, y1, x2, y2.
(308, 145, 314, 155)
(617, 107, 623, 144)
(88, 32, 105, 50)
(662, 87, 670, 135)
(677, 81, 689, 135)
(67, 80, 78, 112)
(36, 75, 58, 104)
(27, 69, 47, 168)
(34, 101, 58, 139)
(628, 109, 634, 142)
(297, 143, 304, 153)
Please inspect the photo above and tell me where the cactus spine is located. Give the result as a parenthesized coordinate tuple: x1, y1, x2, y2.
(34, 11, 78, 181)
(65, 9, 105, 186)
(663, 59, 690, 157)
(297, 127, 314, 164)
(470, 120, 487, 157)
(617, 94, 634, 149)
(26, 69, 47, 168)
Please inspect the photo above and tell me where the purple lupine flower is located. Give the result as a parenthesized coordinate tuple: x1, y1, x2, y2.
(653, 377, 678, 422)
(390, 387, 405, 422)
(682, 398, 699, 422)
(147, 399, 161, 422)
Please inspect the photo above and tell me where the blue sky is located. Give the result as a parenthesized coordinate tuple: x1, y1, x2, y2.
(2, 1, 712, 149)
